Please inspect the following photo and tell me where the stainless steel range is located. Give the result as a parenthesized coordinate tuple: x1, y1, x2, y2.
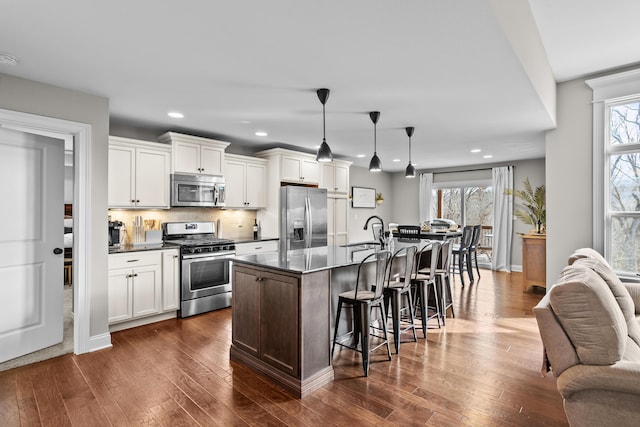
(163, 221, 235, 318)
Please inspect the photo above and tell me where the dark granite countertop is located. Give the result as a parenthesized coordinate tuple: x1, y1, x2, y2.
(233, 239, 433, 274)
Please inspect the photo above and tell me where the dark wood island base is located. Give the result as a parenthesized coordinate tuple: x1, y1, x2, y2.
(230, 263, 334, 398)
(230, 241, 430, 397)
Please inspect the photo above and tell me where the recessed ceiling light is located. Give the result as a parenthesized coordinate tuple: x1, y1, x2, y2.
(255, 131, 268, 137)
(0, 53, 18, 65)
(168, 112, 184, 119)
(392, 159, 401, 162)
(356, 154, 366, 158)
(239, 120, 251, 124)
(483, 154, 493, 159)
(314, 145, 321, 149)
(471, 148, 482, 153)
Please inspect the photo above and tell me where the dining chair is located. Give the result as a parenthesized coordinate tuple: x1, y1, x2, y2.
(332, 250, 392, 376)
(451, 225, 474, 285)
(468, 224, 482, 279)
(383, 245, 418, 354)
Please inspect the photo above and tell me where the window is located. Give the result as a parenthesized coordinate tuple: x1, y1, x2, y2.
(587, 68, 640, 276)
(431, 185, 493, 228)
(606, 100, 640, 273)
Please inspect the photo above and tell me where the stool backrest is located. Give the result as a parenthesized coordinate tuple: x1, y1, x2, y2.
(438, 239, 452, 272)
(388, 245, 417, 291)
(355, 250, 392, 300)
(416, 241, 441, 280)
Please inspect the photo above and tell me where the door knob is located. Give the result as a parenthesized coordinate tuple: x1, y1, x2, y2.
(53, 248, 63, 255)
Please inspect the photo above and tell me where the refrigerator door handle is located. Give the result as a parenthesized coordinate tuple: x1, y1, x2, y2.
(307, 196, 313, 246)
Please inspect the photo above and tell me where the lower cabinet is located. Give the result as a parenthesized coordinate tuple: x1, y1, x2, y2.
(108, 249, 179, 325)
(232, 265, 299, 377)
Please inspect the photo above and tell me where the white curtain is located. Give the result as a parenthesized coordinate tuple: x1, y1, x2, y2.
(492, 166, 513, 272)
(418, 172, 433, 224)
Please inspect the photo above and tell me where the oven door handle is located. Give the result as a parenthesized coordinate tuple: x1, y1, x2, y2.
(182, 253, 235, 261)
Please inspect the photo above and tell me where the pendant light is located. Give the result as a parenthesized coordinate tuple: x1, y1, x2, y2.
(368, 111, 382, 172)
(315, 88, 333, 162)
(405, 126, 416, 178)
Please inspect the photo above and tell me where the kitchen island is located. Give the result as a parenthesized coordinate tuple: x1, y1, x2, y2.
(230, 240, 431, 397)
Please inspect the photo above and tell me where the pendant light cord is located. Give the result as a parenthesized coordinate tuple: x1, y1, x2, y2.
(374, 121, 377, 153)
(408, 134, 411, 163)
(323, 103, 326, 141)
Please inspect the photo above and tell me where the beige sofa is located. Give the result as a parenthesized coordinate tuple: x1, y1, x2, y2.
(534, 248, 640, 427)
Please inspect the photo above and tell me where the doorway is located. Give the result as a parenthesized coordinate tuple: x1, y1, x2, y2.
(0, 108, 93, 361)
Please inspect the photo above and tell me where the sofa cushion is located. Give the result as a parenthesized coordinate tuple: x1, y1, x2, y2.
(572, 257, 640, 348)
(551, 265, 627, 365)
(568, 247, 609, 266)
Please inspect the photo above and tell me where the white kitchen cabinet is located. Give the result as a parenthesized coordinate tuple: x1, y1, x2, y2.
(161, 249, 180, 311)
(159, 132, 230, 176)
(224, 154, 267, 209)
(108, 136, 170, 209)
(320, 160, 351, 194)
(108, 251, 162, 324)
(235, 240, 279, 256)
(256, 148, 321, 185)
(327, 195, 348, 246)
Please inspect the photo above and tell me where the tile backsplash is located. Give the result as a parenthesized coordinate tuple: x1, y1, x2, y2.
(108, 208, 257, 244)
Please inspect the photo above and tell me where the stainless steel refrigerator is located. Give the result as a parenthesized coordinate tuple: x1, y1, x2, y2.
(280, 186, 328, 251)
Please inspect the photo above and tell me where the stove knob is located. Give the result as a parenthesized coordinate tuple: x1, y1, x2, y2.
(194, 247, 202, 254)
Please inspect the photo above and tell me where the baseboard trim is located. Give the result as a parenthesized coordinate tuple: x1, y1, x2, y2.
(88, 332, 112, 353)
(108, 311, 177, 333)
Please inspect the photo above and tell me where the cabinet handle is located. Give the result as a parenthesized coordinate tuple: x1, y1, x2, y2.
(134, 273, 138, 277)
(131, 199, 135, 203)
(136, 200, 140, 203)
(127, 259, 139, 263)
(174, 255, 178, 259)
(255, 247, 262, 250)
(255, 277, 263, 282)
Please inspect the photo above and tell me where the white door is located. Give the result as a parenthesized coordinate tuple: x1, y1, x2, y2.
(0, 127, 64, 363)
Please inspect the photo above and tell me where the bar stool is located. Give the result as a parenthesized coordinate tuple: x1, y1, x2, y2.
(332, 250, 392, 376)
(383, 246, 418, 354)
(412, 242, 442, 337)
(436, 239, 455, 324)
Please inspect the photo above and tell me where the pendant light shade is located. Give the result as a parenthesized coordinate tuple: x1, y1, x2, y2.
(405, 126, 416, 178)
(368, 111, 382, 172)
(315, 88, 333, 162)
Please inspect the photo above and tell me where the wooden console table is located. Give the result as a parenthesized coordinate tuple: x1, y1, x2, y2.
(522, 234, 546, 292)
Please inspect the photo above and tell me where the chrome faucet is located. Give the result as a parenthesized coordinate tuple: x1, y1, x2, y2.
(363, 216, 385, 246)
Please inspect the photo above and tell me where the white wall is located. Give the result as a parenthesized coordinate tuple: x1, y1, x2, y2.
(347, 166, 394, 243)
(545, 78, 594, 286)
(0, 73, 110, 338)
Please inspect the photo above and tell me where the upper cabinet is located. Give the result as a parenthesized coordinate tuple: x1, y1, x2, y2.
(320, 160, 351, 194)
(108, 136, 171, 209)
(256, 148, 320, 185)
(224, 154, 267, 209)
(158, 132, 230, 176)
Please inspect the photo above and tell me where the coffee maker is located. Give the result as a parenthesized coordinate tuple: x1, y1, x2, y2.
(108, 220, 124, 247)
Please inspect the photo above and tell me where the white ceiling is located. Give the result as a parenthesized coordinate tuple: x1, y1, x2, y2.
(1, 0, 638, 171)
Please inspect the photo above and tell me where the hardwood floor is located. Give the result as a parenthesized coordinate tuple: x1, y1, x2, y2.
(0, 270, 568, 426)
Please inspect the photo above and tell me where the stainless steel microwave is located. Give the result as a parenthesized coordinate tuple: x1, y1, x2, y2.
(170, 173, 225, 207)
